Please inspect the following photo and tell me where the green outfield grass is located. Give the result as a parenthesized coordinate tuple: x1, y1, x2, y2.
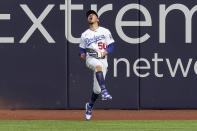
(0, 120, 196, 131)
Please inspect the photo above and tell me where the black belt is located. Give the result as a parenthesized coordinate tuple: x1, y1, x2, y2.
(86, 48, 105, 59)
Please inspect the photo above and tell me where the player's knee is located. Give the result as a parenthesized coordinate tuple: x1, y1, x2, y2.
(93, 88, 101, 94)
(96, 65, 102, 72)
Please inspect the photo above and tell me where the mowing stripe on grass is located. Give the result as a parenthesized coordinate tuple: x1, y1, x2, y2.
(0, 120, 196, 131)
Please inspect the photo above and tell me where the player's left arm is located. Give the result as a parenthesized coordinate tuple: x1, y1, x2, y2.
(102, 29, 115, 57)
(102, 43, 114, 56)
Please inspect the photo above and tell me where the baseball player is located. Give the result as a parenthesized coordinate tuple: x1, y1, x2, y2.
(79, 10, 114, 120)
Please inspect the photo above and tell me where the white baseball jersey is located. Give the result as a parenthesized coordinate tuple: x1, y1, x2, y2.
(79, 26, 114, 94)
(79, 26, 114, 59)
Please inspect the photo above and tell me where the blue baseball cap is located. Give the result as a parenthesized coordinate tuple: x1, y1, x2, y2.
(86, 10, 98, 18)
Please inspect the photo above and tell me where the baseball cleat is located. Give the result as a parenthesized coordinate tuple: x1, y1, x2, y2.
(101, 89, 112, 100)
(85, 103, 92, 120)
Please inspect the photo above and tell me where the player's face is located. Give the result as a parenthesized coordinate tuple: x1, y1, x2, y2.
(87, 14, 99, 24)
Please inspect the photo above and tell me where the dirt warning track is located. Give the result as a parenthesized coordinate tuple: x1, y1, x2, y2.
(0, 110, 197, 120)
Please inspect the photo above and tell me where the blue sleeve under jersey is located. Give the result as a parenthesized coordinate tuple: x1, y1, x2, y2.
(80, 48, 86, 55)
(106, 43, 114, 53)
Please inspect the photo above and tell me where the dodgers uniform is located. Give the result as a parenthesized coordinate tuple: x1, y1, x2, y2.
(79, 26, 115, 94)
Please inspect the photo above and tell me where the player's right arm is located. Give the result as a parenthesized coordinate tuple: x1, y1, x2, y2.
(79, 34, 86, 60)
(80, 48, 86, 60)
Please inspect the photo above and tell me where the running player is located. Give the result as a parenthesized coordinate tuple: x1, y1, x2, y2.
(79, 10, 114, 120)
